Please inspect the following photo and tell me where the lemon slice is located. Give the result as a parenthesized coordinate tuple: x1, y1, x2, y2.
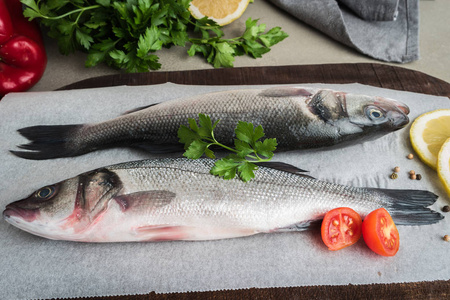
(410, 109, 450, 169)
(189, 0, 251, 26)
(437, 137, 450, 197)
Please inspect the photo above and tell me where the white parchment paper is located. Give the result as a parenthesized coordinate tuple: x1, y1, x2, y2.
(0, 83, 449, 299)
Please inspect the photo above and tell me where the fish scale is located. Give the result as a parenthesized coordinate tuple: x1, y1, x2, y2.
(87, 159, 420, 228)
(3, 158, 443, 242)
(12, 87, 410, 159)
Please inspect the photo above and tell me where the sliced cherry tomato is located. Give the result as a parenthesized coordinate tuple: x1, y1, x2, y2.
(362, 208, 399, 257)
(321, 207, 362, 251)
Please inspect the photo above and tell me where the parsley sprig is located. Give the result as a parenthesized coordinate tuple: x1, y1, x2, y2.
(21, 0, 288, 72)
(178, 114, 277, 182)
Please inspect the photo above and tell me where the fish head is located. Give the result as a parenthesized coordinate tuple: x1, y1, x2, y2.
(3, 169, 121, 241)
(3, 178, 79, 240)
(345, 93, 410, 130)
(308, 89, 409, 143)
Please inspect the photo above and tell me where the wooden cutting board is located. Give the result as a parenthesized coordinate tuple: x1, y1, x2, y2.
(59, 63, 450, 300)
(60, 63, 450, 98)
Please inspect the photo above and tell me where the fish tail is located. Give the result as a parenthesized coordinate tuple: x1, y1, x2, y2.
(371, 188, 443, 225)
(11, 125, 84, 160)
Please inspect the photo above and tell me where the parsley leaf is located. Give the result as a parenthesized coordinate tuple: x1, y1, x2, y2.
(236, 161, 258, 182)
(137, 26, 163, 58)
(20, 0, 288, 72)
(212, 42, 235, 68)
(184, 140, 210, 159)
(75, 28, 94, 50)
(177, 113, 278, 182)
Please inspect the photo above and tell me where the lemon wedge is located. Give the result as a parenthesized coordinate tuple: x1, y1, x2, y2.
(437, 137, 450, 197)
(189, 0, 251, 26)
(410, 109, 450, 169)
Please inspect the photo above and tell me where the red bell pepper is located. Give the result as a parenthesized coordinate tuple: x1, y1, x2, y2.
(0, 0, 47, 97)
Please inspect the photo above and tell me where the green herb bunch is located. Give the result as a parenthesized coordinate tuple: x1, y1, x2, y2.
(21, 0, 288, 72)
(178, 114, 278, 182)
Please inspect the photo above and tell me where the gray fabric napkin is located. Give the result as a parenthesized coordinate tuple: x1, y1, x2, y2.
(340, 0, 400, 21)
(267, 0, 418, 63)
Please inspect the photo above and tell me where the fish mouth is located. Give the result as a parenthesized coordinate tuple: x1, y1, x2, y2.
(393, 100, 410, 115)
(374, 97, 410, 128)
(390, 110, 410, 128)
(3, 204, 39, 222)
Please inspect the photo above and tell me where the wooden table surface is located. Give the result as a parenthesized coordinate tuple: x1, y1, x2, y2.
(58, 63, 450, 300)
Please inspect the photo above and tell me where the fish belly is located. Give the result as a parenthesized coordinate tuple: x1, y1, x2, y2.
(78, 159, 381, 242)
(76, 89, 326, 152)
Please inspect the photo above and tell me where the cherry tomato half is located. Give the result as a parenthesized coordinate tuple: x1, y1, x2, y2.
(362, 208, 399, 257)
(321, 207, 362, 251)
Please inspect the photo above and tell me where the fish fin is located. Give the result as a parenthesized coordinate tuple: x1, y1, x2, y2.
(130, 142, 184, 154)
(114, 190, 176, 212)
(122, 103, 159, 115)
(133, 225, 187, 241)
(256, 161, 313, 178)
(258, 87, 313, 98)
(273, 220, 322, 232)
(11, 125, 83, 160)
(369, 188, 443, 225)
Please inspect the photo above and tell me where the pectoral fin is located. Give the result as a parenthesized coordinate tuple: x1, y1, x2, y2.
(114, 190, 176, 212)
(258, 87, 313, 98)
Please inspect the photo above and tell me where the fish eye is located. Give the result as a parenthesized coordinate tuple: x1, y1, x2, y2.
(366, 107, 385, 120)
(35, 186, 56, 200)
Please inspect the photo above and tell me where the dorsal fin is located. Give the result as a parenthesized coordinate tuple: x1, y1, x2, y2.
(258, 87, 314, 98)
(122, 103, 160, 115)
(256, 161, 313, 178)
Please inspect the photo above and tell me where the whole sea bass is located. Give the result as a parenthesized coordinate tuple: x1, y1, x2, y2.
(11, 87, 410, 160)
(3, 158, 442, 242)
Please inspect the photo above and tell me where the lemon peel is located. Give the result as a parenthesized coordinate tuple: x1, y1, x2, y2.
(189, 0, 251, 26)
(410, 109, 450, 169)
(437, 137, 450, 198)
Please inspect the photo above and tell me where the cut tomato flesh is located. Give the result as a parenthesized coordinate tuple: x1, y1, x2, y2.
(321, 207, 362, 251)
(362, 208, 400, 256)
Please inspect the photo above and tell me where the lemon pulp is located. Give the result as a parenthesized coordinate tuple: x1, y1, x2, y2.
(410, 109, 450, 169)
(189, 0, 250, 26)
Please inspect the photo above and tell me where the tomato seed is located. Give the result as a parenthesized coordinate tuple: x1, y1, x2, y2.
(332, 220, 339, 226)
